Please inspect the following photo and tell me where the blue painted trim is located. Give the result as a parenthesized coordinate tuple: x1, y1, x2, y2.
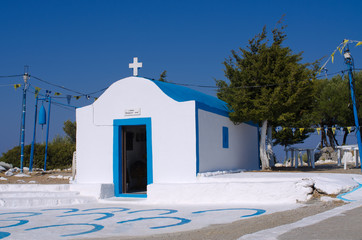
(195, 103, 200, 175)
(113, 118, 153, 197)
(148, 78, 229, 115)
(196, 102, 229, 117)
(257, 125, 261, 169)
(222, 126, 229, 148)
(117, 194, 147, 198)
(113, 124, 120, 196)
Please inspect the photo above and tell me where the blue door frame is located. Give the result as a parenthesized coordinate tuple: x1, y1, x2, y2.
(113, 118, 153, 198)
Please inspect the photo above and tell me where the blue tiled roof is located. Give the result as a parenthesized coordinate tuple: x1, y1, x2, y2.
(148, 78, 230, 116)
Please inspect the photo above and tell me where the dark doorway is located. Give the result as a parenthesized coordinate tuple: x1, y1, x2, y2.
(122, 125, 147, 194)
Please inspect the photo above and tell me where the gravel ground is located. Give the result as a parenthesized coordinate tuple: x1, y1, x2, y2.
(0, 169, 72, 184)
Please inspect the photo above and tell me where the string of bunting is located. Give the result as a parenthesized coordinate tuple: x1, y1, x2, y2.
(275, 126, 358, 136)
(29, 85, 98, 103)
(318, 39, 362, 75)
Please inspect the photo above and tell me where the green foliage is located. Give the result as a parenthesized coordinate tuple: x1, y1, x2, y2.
(312, 76, 352, 126)
(63, 120, 76, 144)
(217, 23, 318, 147)
(0, 121, 76, 169)
(311, 71, 362, 147)
(0, 141, 75, 169)
(159, 70, 167, 82)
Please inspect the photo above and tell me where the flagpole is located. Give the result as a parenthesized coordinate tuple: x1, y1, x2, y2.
(343, 44, 362, 171)
(29, 95, 39, 172)
(20, 66, 29, 173)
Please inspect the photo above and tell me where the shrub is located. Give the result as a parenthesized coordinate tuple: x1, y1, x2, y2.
(0, 140, 75, 170)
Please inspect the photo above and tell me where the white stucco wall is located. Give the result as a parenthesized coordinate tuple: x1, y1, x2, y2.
(76, 106, 114, 183)
(198, 109, 259, 172)
(76, 77, 197, 185)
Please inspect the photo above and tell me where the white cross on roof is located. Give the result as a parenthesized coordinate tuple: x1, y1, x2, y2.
(129, 57, 143, 76)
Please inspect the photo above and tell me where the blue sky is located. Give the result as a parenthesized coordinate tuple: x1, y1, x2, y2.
(1, 0, 362, 157)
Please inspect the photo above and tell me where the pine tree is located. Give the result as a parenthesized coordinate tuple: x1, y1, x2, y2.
(217, 24, 317, 169)
(159, 70, 167, 82)
(312, 71, 362, 147)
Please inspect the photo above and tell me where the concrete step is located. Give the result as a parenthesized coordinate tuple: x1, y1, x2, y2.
(0, 184, 70, 192)
(0, 191, 80, 198)
(0, 184, 97, 208)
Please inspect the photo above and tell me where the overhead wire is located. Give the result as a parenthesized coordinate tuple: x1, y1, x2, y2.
(0, 83, 22, 87)
(30, 75, 88, 96)
(0, 74, 23, 78)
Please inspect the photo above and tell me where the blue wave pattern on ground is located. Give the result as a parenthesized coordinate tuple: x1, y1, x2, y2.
(0, 206, 266, 238)
(337, 178, 362, 202)
(192, 208, 266, 218)
(25, 223, 104, 237)
(117, 216, 191, 229)
(0, 232, 10, 239)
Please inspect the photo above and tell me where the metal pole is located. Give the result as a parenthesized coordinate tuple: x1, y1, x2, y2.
(44, 96, 51, 171)
(20, 69, 29, 173)
(344, 45, 362, 171)
(29, 96, 39, 172)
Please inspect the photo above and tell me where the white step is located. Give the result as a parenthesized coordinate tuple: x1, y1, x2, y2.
(0, 184, 97, 208)
(0, 184, 70, 192)
(0, 191, 79, 198)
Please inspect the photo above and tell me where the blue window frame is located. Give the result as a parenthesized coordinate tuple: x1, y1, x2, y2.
(223, 126, 229, 148)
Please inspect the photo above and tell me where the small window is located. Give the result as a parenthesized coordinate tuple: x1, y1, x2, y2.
(222, 127, 229, 148)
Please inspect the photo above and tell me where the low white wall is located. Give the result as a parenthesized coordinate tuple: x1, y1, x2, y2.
(198, 109, 259, 172)
(147, 181, 313, 204)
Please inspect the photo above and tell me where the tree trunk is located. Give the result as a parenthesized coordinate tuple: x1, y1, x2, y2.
(333, 132, 339, 146)
(260, 120, 270, 170)
(342, 128, 349, 145)
(266, 125, 275, 167)
(321, 127, 329, 147)
(327, 128, 336, 149)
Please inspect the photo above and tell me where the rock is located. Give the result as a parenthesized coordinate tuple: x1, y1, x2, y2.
(0, 162, 12, 170)
(0, 177, 7, 181)
(320, 196, 337, 202)
(14, 173, 31, 177)
(5, 171, 13, 176)
(28, 181, 37, 184)
(0, 166, 6, 172)
(318, 147, 338, 161)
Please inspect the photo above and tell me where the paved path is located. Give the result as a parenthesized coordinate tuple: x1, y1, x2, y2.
(279, 205, 362, 240)
(240, 179, 362, 240)
(0, 202, 295, 240)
